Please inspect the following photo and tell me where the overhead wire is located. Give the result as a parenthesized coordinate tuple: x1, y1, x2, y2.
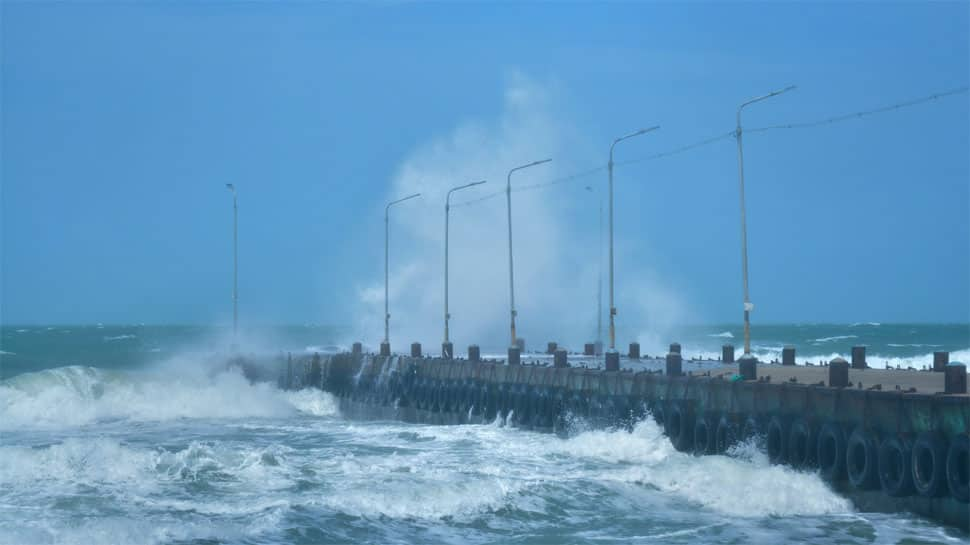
(451, 85, 968, 208)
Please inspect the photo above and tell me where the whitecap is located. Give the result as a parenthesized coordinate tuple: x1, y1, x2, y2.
(708, 331, 734, 339)
(812, 335, 857, 343)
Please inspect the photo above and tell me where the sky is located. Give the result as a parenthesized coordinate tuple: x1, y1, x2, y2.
(2, 2, 968, 348)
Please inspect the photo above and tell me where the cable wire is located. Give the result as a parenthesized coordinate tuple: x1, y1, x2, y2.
(451, 85, 968, 208)
(747, 86, 968, 134)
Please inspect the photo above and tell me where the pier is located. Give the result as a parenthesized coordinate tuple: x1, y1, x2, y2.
(268, 343, 970, 531)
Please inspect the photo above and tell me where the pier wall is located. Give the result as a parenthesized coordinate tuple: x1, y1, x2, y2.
(272, 351, 969, 531)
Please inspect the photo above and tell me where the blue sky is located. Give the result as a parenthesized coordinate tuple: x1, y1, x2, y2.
(2, 2, 968, 341)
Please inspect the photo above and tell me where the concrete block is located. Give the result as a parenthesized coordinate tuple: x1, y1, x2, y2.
(829, 357, 849, 388)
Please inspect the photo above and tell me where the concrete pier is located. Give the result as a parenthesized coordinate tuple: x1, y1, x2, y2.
(275, 347, 970, 531)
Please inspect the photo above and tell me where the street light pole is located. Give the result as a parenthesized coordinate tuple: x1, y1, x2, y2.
(225, 184, 237, 345)
(444, 180, 486, 358)
(383, 192, 421, 356)
(506, 159, 552, 351)
(586, 185, 603, 355)
(607, 127, 659, 358)
(735, 85, 796, 356)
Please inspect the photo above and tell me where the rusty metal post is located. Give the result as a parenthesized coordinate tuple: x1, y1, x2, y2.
(628, 342, 640, 360)
(442, 342, 454, 360)
(722, 344, 735, 363)
(547, 342, 558, 354)
(468, 345, 481, 362)
(352, 342, 362, 356)
(933, 351, 949, 372)
(411, 342, 422, 358)
(584, 343, 595, 356)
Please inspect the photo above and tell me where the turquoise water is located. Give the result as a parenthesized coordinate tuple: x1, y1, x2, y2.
(0, 324, 967, 544)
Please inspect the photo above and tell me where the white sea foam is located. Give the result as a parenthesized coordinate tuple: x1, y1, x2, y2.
(536, 420, 851, 518)
(0, 364, 341, 429)
(812, 335, 858, 343)
(284, 388, 340, 417)
(708, 331, 734, 338)
(679, 347, 970, 370)
(0, 351, 14, 356)
(103, 334, 137, 341)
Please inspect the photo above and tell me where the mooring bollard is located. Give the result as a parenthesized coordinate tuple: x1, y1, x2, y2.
(739, 353, 757, 380)
(669, 342, 682, 355)
(352, 342, 362, 356)
(584, 343, 595, 356)
(411, 342, 422, 358)
(547, 342, 558, 355)
(605, 350, 619, 372)
(665, 351, 682, 377)
(380, 342, 391, 357)
(442, 342, 454, 360)
(508, 346, 521, 366)
(829, 357, 849, 388)
(629, 342, 640, 360)
(722, 344, 735, 363)
(554, 348, 568, 368)
(468, 344, 481, 362)
(782, 346, 795, 366)
(933, 351, 949, 372)
(944, 362, 967, 394)
(851, 346, 866, 369)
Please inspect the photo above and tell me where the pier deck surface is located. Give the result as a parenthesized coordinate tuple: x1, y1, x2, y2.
(501, 355, 959, 394)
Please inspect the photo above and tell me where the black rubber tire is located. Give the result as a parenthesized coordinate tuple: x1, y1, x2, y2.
(664, 402, 694, 452)
(742, 415, 761, 443)
(816, 421, 846, 482)
(945, 434, 969, 503)
(878, 435, 915, 497)
(912, 432, 948, 497)
(788, 418, 817, 469)
(694, 416, 716, 456)
(651, 401, 664, 426)
(846, 426, 880, 490)
(715, 414, 739, 454)
(766, 416, 788, 465)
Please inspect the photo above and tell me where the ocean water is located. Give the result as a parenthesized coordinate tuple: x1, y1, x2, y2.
(1, 324, 967, 545)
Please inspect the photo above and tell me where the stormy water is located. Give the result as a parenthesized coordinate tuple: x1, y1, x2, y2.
(1, 324, 967, 544)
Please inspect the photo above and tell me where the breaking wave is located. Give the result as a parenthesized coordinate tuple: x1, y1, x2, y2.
(685, 348, 970, 370)
(0, 365, 339, 429)
(812, 335, 858, 343)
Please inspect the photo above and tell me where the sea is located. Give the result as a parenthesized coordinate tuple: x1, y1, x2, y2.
(1, 323, 968, 544)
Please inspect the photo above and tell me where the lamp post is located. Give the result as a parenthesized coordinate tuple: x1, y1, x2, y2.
(607, 127, 659, 369)
(586, 185, 603, 355)
(735, 85, 796, 357)
(383, 192, 421, 357)
(444, 180, 486, 358)
(506, 158, 551, 362)
(225, 183, 237, 345)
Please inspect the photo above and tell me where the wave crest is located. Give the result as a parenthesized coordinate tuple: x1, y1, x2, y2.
(0, 365, 339, 429)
